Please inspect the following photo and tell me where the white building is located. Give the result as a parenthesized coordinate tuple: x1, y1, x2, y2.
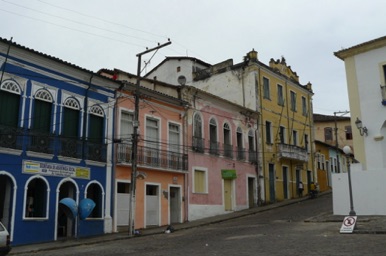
(333, 36, 386, 215)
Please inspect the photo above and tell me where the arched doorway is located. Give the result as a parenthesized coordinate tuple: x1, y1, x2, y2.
(57, 180, 78, 238)
(0, 172, 15, 238)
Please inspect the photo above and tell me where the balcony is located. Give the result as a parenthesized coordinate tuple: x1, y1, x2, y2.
(236, 147, 246, 161)
(209, 141, 219, 155)
(0, 124, 23, 150)
(249, 150, 257, 163)
(192, 136, 205, 153)
(277, 143, 308, 162)
(58, 136, 82, 159)
(223, 143, 233, 158)
(85, 141, 107, 162)
(116, 144, 188, 171)
(27, 130, 54, 154)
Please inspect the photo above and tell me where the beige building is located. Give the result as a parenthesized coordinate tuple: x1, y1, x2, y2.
(313, 113, 353, 152)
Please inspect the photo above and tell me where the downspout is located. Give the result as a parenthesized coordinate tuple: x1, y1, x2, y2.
(252, 72, 261, 206)
(0, 37, 13, 85)
(257, 67, 266, 204)
(111, 81, 125, 232)
(179, 85, 190, 222)
(308, 94, 316, 184)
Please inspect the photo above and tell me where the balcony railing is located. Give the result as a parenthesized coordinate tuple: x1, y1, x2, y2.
(277, 143, 308, 162)
(85, 141, 107, 162)
(249, 150, 257, 164)
(27, 130, 54, 154)
(58, 136, 83, 159)
(209, 141, 219, 155)
(0, 124, 23, 150)
(223, 143, 233, 158)
(236, 147, 245, 161)
(116, 144, 188, 171)
(192, 136, 205, 153)
(0, 126, 107, 162)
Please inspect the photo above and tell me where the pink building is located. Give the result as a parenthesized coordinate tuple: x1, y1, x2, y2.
(184, 87, 259, 220)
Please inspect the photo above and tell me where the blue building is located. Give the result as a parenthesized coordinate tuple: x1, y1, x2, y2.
(0, 38, 119, 245)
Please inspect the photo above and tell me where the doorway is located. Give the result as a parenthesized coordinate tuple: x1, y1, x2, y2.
(282, 166, 288, 199)
(269, 164, 275, 203)
(0, 174, 14, 235)
(248, 177, 255, 208)
(169, 186, 181, 224)
(57, 181, 77, 238)
(146, 184, 160, 227)
(224, 179, 233, 211)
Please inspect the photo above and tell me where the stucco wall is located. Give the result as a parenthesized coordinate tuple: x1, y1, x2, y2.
(332, 164, 386, 215)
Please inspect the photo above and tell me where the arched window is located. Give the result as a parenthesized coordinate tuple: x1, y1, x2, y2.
(86, 182, 103, 218)
(61, 97, 81, 158)
(223, 123, 232, 158)
(236, 127, 244, 160)
(0, 80, 21, 127)
(33, 89, 53, 133)
(88, 105, 104, 143)
(209, 118, 218, 155)
(248, 129, 256, 163)
(192, 113, 204, 152)
(193, 113, 202, 139)
(87, 105, 105, 161)
(63, 97, 80, 138)
(25, 176, 49, 218)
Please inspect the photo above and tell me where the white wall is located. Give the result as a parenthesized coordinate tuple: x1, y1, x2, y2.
(332, 164, 386, 215)
(353, 46, 386, 170)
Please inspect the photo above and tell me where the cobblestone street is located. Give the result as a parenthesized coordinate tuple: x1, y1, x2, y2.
(11, 193, 386, 256)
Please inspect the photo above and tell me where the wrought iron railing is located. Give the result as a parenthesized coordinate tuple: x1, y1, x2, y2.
(192, 136, 205, 153)
(249, 150, 257, 163)
(209, 141, 219, 155)
(27, 130, 54, 154)
(0, 124, 23, 150)
(236, 147, 245, 160)
(116, 144, 188, 171)
(85, 141, 107, 162)
(277, 143, 308, 162)
(58, 136, 83, 159)
(223, 143, 233, 158)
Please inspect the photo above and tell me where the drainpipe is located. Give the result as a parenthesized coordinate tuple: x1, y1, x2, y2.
(257, 67, 266, 204)
(111, 81, 125, 232)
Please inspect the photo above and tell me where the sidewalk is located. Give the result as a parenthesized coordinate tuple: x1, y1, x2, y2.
(10, 191, 386, 255)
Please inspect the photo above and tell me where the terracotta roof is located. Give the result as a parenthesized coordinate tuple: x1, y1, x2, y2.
(313, 113, 350, 122)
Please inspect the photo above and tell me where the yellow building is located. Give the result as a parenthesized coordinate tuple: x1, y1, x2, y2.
(253, 56, 314, 203)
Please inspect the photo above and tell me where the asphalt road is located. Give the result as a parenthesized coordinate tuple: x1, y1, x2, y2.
(19, 195, 386, 256)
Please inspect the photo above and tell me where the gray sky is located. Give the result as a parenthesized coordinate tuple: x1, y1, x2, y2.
(1, 0, 385, 115)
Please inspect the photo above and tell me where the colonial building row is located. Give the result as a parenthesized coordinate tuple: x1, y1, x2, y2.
(0, 38, 322, 246)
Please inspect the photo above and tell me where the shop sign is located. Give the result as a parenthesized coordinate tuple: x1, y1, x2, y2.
(23, 160, 90, 179)
(221, 169, 237, 179)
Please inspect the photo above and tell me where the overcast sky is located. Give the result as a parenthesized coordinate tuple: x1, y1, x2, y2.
(1, 0, 385, 115)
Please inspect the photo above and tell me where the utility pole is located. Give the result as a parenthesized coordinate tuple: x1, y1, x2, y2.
(333, 110, 349, 173)
(128, 40, 171, 236)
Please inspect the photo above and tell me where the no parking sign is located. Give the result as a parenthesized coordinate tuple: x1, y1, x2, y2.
(340, 216, 357, 233)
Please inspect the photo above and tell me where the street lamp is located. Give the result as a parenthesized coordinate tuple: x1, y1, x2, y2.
(343, 145, 356, 216)
(355, 118, 368, 136)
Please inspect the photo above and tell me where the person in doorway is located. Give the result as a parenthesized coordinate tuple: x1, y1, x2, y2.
(298, 181, 304, 197)
(310, 182, 317, 199)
